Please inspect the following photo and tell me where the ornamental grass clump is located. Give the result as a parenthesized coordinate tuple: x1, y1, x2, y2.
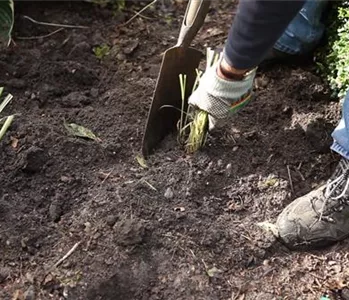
(178, 48, 220, 153)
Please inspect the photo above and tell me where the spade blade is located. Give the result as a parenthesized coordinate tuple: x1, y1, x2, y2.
(142, 46, 202, 157)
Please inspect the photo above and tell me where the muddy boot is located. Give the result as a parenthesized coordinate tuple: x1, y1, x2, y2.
(276, 158, 349, 250)
(259, 48, 312, 70)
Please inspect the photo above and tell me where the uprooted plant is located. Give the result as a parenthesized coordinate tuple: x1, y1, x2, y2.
(176, 48, 221, 154)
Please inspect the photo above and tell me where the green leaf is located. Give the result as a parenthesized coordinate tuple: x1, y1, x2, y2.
(0, 0, 14, 47)
(93, 44, 110, 60)
(0, 93, 13, 114)
(64, 122, 101, 141)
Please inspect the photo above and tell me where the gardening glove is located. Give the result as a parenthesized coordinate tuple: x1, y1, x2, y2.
(188, 57, 257, 130)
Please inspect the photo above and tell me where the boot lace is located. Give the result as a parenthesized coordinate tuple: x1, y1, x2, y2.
(325, 169, 349, 200)
(316, 160, 349, 221)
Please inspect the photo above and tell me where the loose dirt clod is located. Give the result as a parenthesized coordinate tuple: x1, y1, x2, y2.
(49, 201, 62, 222)
(114, 219, 146, 246)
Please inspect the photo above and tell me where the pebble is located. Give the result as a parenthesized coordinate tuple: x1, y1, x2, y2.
(60, 175, 72, 183)
(90, 88, 99, 98)
(217, 159, 223, 167)
(164, 187, 174, 199)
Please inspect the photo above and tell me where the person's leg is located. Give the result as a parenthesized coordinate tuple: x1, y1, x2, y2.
(331, 93, 349, 159)
(274, 0, 328, 55)
(275, 91, 349, 250)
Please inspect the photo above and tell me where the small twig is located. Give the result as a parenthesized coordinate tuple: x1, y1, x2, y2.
(296, 168, 305, 181)
(122, 0, 158, 26)
(188, 248, 196, 259)
(16, 28, 64, 40)
(100, 168, 114, 185)
(128, 9, 154, 20)
(141, 179, 157, 191)
(53, 241, 81, 269)
(201, 259, 208, 270)
(287, 165, 294, 194)
(23, 15, 89, 29)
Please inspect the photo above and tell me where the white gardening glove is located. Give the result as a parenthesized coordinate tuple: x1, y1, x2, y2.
(188, 57, 257, 130)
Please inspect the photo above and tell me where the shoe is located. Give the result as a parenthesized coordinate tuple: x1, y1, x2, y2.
(259, 48, 312, 70)
(276, 158, 349, 250)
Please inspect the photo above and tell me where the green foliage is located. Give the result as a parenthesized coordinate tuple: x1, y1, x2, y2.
(0, 0, 14, 47)
(315, 1, 349, 99)
(93, 43, 110, 59)
(88, 0, 126, 12)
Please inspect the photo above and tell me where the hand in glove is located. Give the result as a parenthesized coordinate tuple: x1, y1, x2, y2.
(188, 57, 257, 130)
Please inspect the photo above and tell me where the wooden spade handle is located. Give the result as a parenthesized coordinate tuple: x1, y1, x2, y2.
(177, 0, 211, 48)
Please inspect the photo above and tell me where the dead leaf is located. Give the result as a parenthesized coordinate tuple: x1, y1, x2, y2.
(264, 178, 278, 187)
(257, 221, 279, 237)
(206, 266, 223, 277)
(64, 122, 101, 141)
(136, 155, 147, 169)
(43, 273, 55, 285)
(124, 39, 139, 55)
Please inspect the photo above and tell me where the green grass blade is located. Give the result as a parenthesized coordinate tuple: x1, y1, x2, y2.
(179, 74, 187, 143)
(0, 114, 14, 141)
(0, 93, 13, 113)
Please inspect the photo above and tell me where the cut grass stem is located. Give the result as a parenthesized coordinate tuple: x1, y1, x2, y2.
(0, 88, 14, 142)
(0, 115, 14, 141)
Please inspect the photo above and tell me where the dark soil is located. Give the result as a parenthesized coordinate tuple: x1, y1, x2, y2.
(0, 1, 348, 299)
